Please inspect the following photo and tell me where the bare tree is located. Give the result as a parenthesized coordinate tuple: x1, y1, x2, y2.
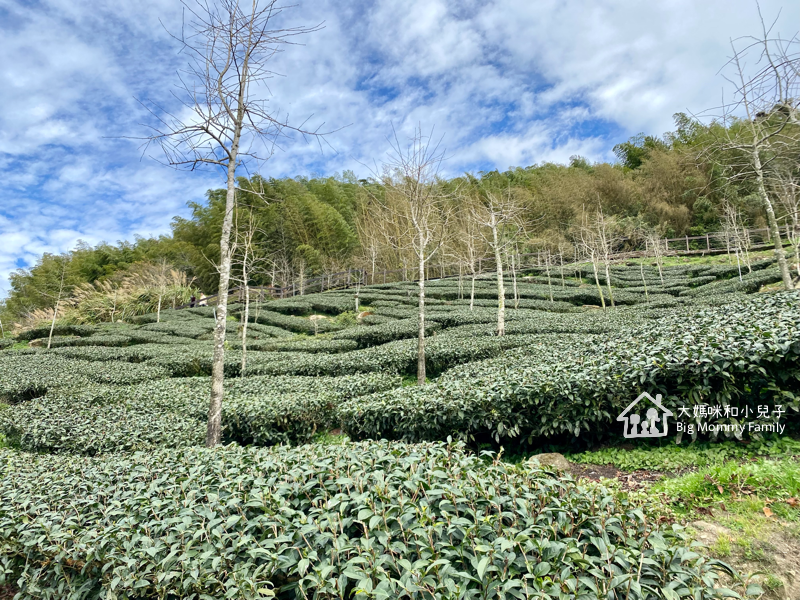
(643, 227, 666, 285)
(154, 258, 170, 323)
(45, 256, 70, 350)
(355, 201, 386, 285)
(721, 200, 752, 280)
(706, 13, 800, 289)
(471, 183, 525, 336)
(448, 191, 486, 310)
(595, 207, 619, 307)
(770, 157, 800, 279)
(542, 249, 554, 303)
(576, 210, 606, 309)
(139, 0, 327, 446)
(378, 127, 452, 384)
(576, 206, 619, 308)
(231, 207, 266, 376)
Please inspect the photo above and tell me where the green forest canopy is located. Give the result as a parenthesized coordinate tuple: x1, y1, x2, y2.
(3, 113, 798, 325)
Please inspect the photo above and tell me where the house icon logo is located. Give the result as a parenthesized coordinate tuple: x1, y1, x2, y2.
(617, 392, 673, 438)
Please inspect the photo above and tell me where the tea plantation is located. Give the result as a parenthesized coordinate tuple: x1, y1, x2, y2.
(1, 259, 797, 599)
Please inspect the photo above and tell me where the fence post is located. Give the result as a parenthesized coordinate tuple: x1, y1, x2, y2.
(706, 234, 710, 251)
(685, 235, 689, 252)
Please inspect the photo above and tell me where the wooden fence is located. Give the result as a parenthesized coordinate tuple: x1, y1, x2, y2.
(175, 225, 798, 310)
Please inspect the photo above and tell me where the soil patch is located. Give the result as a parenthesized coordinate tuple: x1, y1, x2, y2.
(691, 519, 800, 600)
(0, 584, 16, 600)
(567, 462, 665, 490)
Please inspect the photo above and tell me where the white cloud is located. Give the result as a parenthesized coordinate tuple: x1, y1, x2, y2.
(0, 0, 797, 291)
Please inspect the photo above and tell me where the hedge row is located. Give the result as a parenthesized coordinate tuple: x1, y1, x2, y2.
(333, 318, 441, 348)
(0, 441, 751, 600)
(0, 354, 171, 403)
(245, 307, 343, 334)
(238, 337, 358, 354)
(340, 292, 800, 445)
(15, 324, 96, 341)
(679, 267, 784, 296)
(0, 373, 402, 454)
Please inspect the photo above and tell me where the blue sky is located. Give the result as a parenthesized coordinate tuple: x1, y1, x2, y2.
(1, 0, 798, 293)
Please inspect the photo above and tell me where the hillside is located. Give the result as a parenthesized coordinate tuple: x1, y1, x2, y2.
(1, 258, 798, 598)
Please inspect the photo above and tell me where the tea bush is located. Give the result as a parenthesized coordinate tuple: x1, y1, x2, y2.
(341, 293, 800, 446)
(334, 318, 441, 347)
(245, 307, 343, 334)
(0, 441, 753, 600)
(14, 324, 96, 341)
(0, 354, 170, 403)
(241, 337, 358, 354)
(0, 373, 402, 454)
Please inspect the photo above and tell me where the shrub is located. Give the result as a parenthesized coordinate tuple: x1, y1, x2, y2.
(15, 324, 95, 341)
(242, 337, 358, 354)
(245, 333, 540, 379)
(0, 373, 403, 454)
(333, 318, 441, 348)
(48, 334, 132, 348)
(340, 293, 800, 446)
(0, 396, 205, 454)
(0, 354, 170, 404)
(0, 441, 751, 600)
(245, 308, 343, 334)
(359, 314, 397, 325)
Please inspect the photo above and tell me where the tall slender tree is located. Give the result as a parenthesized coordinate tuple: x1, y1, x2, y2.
(470, 180, 525, 336)
(378, 127, 452, 384)
(704, 12, 799, 289)
(140, 0, 327, 446)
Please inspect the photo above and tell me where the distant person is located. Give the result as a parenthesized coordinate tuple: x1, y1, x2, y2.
(199, 294, 207, 307)
(190, 295, 196, 308)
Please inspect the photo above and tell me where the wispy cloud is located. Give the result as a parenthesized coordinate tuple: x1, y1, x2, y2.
(0, 0, 797, 291)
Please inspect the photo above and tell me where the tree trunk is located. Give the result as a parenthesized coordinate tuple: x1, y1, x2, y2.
(470, 274, 476, 311)
(511, 251, 519, 308)
(640, 262, 649, 301)
(545, 253, 553, 303)
(754, 151, 793, 289)
(603, 262, 615, 307)
(794, 239, 800, 279)
(111, 289, 117, 324)
(47, 299, 59, 350)
(417, 254, 426, 384)
(207, 136, 241, 447)
(47, 266, 66, 350)
(592, 258, 606, 309)
(241, 283, 249, 377)
(492, 220, 505, 336)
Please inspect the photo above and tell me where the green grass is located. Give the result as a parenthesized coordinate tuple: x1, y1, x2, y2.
(654, 458, 800, 517)
(310, 431, 350, 445)
(568, 436, 800, 472)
